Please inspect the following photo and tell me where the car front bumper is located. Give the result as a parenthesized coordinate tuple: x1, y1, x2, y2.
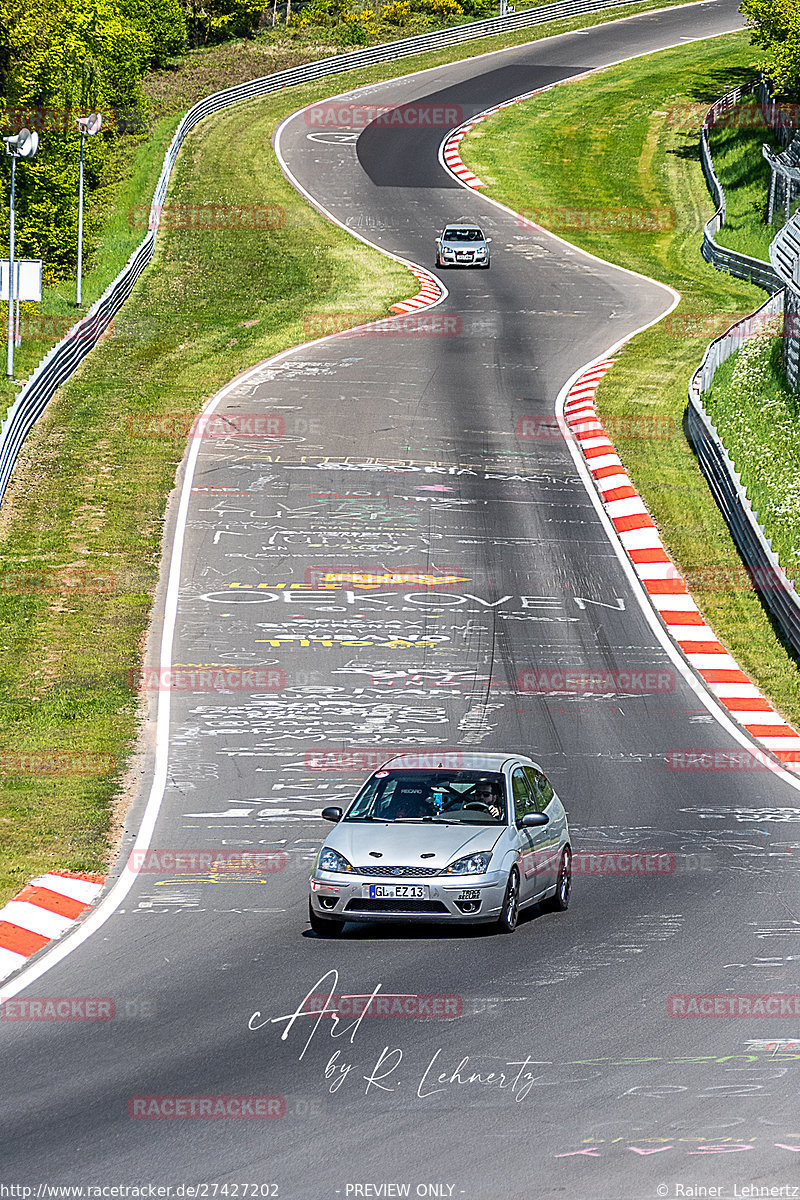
(309, 869, 508, 924)
(441, 252, 488, 265)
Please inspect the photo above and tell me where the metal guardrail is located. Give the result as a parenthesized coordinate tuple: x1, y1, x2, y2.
(689, 84, 800, 655)
(0, 0, 657, 506)
(700, 83, 784, 293)
(687, 293, 800, 656)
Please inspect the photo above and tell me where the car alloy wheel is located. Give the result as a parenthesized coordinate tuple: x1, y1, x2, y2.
(498, 868, 520, 934)
(548, 848, 572, 912)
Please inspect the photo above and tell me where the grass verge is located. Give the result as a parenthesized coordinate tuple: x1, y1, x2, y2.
(0, 0, 706, 907)
(708, 95, 790, 262)
(461, 32, 800, 730)
(703, 335, 800, 581)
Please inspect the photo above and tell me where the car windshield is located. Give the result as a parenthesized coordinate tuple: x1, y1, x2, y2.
(443, 228, 484, 242)
(346, 770, 507, 824)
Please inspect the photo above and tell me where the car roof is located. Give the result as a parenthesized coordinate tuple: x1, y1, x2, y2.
(443, 223, 483, 230)
(379, 752, 534, 771)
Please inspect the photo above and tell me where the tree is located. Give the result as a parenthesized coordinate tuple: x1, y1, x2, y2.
(740, 0, 800, 95)
(118, 0, 187, 66)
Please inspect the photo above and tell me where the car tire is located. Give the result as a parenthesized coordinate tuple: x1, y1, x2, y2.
(482, 260, 490, 269)
(308, 899, 345, 937)
(545, 848, 572, 912)
(497, 868, 520, 934)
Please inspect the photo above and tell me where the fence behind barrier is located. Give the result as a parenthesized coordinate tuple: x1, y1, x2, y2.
(700, 83, 784, 293)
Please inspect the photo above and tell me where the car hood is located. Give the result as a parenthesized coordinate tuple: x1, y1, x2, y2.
(442, 239, 486, 249)
(323, 821, 502, 870)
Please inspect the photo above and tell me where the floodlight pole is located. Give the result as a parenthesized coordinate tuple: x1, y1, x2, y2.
(75, 114, 101, 309)
(77, 126, 86, 307)
(6, 155, 15, 378)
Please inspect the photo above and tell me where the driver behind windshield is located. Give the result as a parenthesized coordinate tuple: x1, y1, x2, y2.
(443, 777, 504, 821)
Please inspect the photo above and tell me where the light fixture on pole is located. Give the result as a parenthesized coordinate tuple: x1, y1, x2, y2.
(3, 127, 39, 380)
(75, 113, 102, 309)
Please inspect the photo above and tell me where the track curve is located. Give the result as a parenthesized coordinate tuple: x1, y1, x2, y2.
(4, 5, 800, 1198)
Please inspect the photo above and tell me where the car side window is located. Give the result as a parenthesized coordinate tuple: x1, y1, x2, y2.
(512, 768, 537, 822)
(524, 766, 554, 811)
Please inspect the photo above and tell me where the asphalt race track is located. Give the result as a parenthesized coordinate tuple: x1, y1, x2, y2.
(4, 2, 800, 1196)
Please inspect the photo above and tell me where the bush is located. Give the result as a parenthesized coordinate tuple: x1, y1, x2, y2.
(381, 0, 412, 22)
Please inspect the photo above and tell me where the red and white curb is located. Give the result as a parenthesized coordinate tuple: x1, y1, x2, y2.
(439, 75, 595, 190)
(0, 870, 105, 981)
(441, 120, 489, 188)
(564, 363, 800, 772)
(389, 265, 445, 313)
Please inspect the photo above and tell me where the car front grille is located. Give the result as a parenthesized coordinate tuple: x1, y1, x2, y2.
(345, 898, 449, 914)
(355, 865, 441, 877)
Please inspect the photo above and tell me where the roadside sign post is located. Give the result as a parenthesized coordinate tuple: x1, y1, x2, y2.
(3, 128, 39, 379)
(0, 259, 44, 348)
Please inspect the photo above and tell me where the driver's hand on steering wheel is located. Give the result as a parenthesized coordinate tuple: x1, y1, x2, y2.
(474, 786, 501, 819)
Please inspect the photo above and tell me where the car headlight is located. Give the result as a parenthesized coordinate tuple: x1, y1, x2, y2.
(444, 851, 492, 876)
(317, 847, 354, 874)
(477, 247, 487, 255)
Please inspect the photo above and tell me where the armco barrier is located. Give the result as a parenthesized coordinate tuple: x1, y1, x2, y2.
(687, 86, 800, 656)
(700, 83, 784, 293)
(0, 0, 655, 508)
(687, 292, 800, 656)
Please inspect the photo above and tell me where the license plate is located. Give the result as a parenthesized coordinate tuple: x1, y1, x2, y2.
(457, 889, 480, 901)
(367, 884, 428, 899)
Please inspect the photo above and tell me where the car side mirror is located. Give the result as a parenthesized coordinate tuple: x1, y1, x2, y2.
(321, 806, 343, 822)
(520, 812, 549, 828)
(486, 238, 492, 243)
(435, 237, 441, 244)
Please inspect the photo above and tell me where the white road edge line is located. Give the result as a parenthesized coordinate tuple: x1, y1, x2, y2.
(434, 36, 800, 795)
(0, 8, 762, 1004)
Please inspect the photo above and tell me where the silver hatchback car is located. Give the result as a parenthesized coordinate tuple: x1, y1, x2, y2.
(308, 752, 571, 935)
(435, 223, 491, 268)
